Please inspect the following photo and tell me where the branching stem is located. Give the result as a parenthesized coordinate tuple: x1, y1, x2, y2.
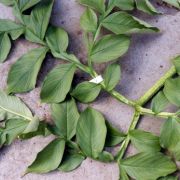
(116, 66, 177, 164)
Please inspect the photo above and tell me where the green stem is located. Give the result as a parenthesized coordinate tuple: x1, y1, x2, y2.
(117, 66, 177, 162)
(108, 89, 136, 107)
(138, 107, 176, 119)
(117, 111, 140, 160)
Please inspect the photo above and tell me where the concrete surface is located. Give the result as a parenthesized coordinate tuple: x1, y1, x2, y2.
(0, 1, 180, 180)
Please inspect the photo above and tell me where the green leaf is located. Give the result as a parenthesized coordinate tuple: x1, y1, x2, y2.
(163, 0, 180, 9)
(0, 90, 33, 120)
(53, 52, 80, 64)
(159, 176, 178, 180)
(78, 0, 105, 14)
(25, 0, 54, 42)
(51, 98, 79, 140)
(12, 2, 24, 24)
(7, 47, 48, 93)
(160, 117, 180, 161)
(0, 0, 14, 6)
(80, 8, 97, 32)
(76, 107, 107, 158)
(102, 12, 159, 34)
(172, 55, 180, 75)
(46, 26, 69, 54)
(25, 28, 45, 45)
(40, 63, 76, 103)
(129, 129, 161, 152)
(104, 64, 121, 91)
(90, 35, 130, 63)
(163, 77, 180, 107)
(17, 0, 41, 12)
(96, 151, 114, 162)
(135, 0, 160, 15)
(0, 19, 24, 40)
(120, 152, 177, 180)
(109, 0, 134, 11)
(0, 119, 29, 145)
(151, 91, 169, 114)
(59, 153, 85, 172)
(20, 122, 49, 140)
(0, 33, 11, 63)
(66, 141, 81, 154)
(105, 121, 125, 147)
(27, 138, 65, 174)
(71, 82, 101, 103)
(119, 166, 130, 180)
(23, 117, 39, 134)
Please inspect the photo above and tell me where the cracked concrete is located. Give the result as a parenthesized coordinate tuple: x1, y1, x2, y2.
(0, 0, 180, 180)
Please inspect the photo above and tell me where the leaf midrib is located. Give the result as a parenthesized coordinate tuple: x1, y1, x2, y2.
(0, 105, 32, 121)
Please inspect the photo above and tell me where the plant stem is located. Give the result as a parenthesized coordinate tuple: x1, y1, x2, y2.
(116, 111, 140, 160)
(108, 89, 136, 107)
(117, 65, 177, 162)
(138, 107, 176, 118)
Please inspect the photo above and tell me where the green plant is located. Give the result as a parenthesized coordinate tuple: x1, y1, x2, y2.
(0, 0, 179, 179)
